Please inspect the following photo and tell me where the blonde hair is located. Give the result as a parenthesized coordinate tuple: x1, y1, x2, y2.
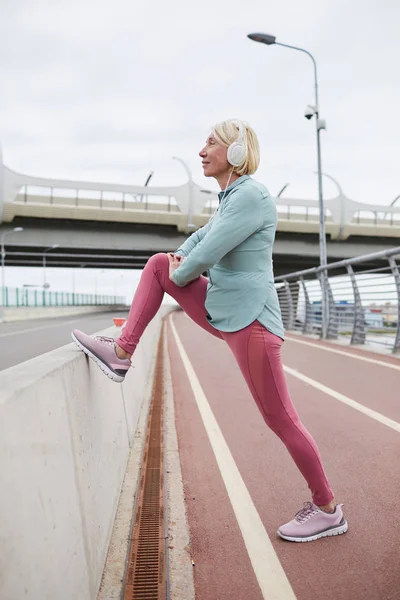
(212, 119, 260, 176)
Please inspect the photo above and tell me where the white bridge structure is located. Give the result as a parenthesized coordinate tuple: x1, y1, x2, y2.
(1, 144, 400, 241)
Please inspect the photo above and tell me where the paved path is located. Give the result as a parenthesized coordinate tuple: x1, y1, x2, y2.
(0, 310, 128, 371)
(167, 311, 400, 600)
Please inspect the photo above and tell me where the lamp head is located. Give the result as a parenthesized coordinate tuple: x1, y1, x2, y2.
(247, 33, 276, 45)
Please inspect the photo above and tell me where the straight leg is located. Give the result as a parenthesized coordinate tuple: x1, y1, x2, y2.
(221, 321, 334, 506)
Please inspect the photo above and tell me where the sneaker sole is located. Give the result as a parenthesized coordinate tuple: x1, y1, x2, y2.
(71, 332, 125, 383)
(277, 519, 348, 543)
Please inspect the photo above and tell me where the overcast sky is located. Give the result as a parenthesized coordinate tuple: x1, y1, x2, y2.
(1, 0, 399, 205)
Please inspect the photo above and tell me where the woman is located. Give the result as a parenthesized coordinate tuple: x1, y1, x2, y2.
(72, 119, 348, 542)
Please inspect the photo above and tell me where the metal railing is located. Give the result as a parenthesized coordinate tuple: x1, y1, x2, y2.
(1, 287, 125, 308)
(275, 247, 400, 354)
(17, 186, 400, 226)
(20, 186, 181, 212)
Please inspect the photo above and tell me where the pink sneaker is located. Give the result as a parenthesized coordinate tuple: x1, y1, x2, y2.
(278, 501, 348, 542)
(71, 329, 131, 383)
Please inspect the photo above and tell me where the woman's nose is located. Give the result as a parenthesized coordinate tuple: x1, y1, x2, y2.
(199, 147, 207, 157)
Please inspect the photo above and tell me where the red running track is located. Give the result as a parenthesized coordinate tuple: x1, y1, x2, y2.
(167, 311, 400, 600)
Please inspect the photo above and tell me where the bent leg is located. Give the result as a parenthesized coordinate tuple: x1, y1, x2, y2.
(116, 253, 222, 354)
(222, 321, 334, 506)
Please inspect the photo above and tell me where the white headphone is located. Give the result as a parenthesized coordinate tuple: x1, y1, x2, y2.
(227, 120, 247, 167)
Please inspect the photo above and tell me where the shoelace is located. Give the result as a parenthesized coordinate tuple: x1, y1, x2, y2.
(294, 501, 319, 523)
(94, 335, 133, 365)
(94, 335, 115, 346)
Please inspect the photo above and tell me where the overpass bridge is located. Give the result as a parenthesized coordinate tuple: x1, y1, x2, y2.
(1, 145, 400, 273)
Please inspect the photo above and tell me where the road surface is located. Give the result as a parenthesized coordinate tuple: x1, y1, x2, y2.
(0, 310, 129, 371)
(167, 310, 400, 600)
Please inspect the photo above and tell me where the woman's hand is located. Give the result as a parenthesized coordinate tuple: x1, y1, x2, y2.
(167, 253, 184, 282)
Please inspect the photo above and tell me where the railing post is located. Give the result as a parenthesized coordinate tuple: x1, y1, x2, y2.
(326, 277, 338, 339)
(16, 288, 20, 307)
(34, 289, 38, 307)
(388, 256, 400, 354)
(347, 265, 366, 345)
(317, 271, 337, 339)
(300, 277, 313, 334)
(282, 280, 295, 330)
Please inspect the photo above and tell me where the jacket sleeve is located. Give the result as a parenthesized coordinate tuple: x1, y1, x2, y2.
(174, 221, 213, 257)
(172, 188, 266, 287)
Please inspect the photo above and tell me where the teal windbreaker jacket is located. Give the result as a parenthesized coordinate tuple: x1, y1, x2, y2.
(172, 174, 285, 339)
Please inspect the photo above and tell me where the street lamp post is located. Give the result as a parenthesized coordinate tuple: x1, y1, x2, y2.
(1, 227, 24, 307)
(248, 32, 329, 338)
(43, 244, 59, 288)
(172, 156, 196, 233)
(139, 171, 154, 205)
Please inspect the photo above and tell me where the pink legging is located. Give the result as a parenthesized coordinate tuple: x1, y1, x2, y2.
(116, 253, 334, 505)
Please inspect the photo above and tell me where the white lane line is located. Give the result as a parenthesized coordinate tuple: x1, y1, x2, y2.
(286, 336, 400, 372)
(170, 316, 296, 600)
(283, 365, 400, 434)
(0, 315, 108, 338)
(0, 322, 76, 338)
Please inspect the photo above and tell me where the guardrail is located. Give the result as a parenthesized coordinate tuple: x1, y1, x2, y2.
(275, 247, 400, 354)
(5, 186, 400, 243)
(14, 185, 400, 226)
(19, 187, 182, 212)
(1, 286, 125, 308)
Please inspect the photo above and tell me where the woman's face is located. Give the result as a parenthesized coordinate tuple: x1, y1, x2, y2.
(199, 133, 230, 179)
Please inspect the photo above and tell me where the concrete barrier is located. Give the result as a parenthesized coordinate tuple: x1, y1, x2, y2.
(0, 306, 174, 600)
(0, 305, 127, 323)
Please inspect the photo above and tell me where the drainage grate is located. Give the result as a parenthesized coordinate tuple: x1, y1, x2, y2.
(123, 328, 167, 600)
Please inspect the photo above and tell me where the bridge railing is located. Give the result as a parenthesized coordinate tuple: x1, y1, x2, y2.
(274, 247, 400, 354)
(1, 287, 125, 308)
(15, 186, 400, 231)
(275, 204, 400, 226)
(19, 185, 182, 212)
(17, 185, 221, 215)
